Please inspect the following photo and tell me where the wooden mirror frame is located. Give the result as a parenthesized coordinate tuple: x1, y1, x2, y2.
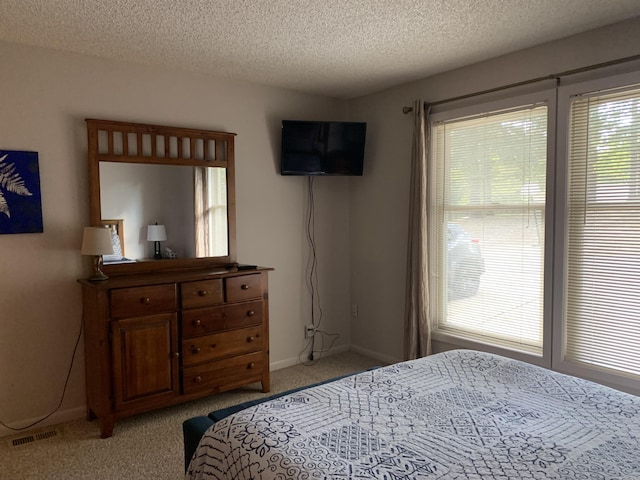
(86, 118, 237, 276)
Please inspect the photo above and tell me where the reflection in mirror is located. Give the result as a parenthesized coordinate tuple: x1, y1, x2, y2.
(100, 163, 227, 261)
(194, 166, 228, 257)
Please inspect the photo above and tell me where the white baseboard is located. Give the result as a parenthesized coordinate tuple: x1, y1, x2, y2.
(0, 406, 85, 439)
(270, 344, 400, 371)
(349, 344, 402, 365)
(269, 343, 350, 371)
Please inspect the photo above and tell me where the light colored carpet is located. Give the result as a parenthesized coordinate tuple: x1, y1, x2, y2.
(0, 351, 381, 480)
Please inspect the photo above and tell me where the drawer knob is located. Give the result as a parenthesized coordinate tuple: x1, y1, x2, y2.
(191, 346, 201, 354)
(194, 376, 202, 383)
(198, 290, 208, 297)
(248, 363, 255, 369)
(193, 319, 202, 326)
(141, 297, 151, 305)
(241, 284, 249, 290)
(247, 310, 255, 317)
(247, 336, 255, 342)
(172, 352, 180, 358)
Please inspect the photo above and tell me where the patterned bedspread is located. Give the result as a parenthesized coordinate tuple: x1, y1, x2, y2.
(186, 350, 640, 479)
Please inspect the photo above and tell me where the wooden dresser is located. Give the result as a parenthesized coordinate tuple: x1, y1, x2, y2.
(79, 266, 271, 438)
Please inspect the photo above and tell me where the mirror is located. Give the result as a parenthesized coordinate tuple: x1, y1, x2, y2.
(86, 118, 237, 275)
(100, 163, 228, 260)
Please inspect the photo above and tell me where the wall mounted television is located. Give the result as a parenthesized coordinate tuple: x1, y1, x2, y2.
(280, 120, 366, 176)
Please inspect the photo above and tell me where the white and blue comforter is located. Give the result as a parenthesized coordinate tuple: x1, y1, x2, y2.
(186, 350, 640, 479)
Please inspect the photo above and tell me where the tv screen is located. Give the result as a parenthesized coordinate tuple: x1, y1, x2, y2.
(280, 120, 366, 176)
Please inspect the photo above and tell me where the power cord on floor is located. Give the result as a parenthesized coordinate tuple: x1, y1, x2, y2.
(0, 317, 82, 431)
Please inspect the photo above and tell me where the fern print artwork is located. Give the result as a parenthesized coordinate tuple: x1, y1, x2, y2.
(0, 150, 43, 234)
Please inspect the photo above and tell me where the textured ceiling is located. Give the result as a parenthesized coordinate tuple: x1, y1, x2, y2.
(1, 1, 639, 99)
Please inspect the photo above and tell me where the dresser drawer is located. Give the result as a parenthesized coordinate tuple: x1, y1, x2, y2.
(181, 279, 223, 309)
(181, 301, 263, 337)
(110, 284, 177, 319)
(182, 352, 263, 395)
(182, 326, 263, 366)
(225, 274, 262, 302)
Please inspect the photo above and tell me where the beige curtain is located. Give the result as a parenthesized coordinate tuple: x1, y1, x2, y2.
(404, 99, 431, 360)
(194, 167, 210, 257)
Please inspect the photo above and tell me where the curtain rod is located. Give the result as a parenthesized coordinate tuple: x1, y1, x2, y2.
(402, 53, 640, 114)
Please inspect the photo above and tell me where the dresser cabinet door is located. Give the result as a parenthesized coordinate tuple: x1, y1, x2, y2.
(111, 313, 180, 410)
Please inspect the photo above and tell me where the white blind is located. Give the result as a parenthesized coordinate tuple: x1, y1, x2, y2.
(432, 105, 547, 354)
(194, 167, 228, 257)
(207, 167, 228, 257)
(566, 85, 640, 378)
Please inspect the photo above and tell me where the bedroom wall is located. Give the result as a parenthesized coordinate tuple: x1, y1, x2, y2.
(347, 16, 640, 364)
(0, 41, 349, 436)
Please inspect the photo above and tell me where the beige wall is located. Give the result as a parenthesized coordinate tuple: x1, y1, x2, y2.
(0, 41, 349, 435)
(347, 16, 640, 363)
(3, 15, 640, 436)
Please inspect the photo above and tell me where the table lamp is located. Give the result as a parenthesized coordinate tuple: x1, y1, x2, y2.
(81, 227, 114, 281)
(147, 223, 167, 259)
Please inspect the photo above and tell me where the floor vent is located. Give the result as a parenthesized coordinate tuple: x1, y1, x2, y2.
(8, 427, 60, 448)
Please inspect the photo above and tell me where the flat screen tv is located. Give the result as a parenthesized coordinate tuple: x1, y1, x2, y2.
(280, 120, 366, 176)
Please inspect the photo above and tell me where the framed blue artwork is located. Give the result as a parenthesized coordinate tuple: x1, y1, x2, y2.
(0, 150, 43, 234)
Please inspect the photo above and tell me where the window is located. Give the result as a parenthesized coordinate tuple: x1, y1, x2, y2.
(431, 98, 550, 357)
(194, 167, 228, 257)
(560, 82, 640, 383)
(428, 71, 640, 393)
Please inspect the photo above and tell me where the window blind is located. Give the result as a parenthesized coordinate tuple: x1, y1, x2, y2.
(432, 105, 548, 354)
(195, 167, 228, 257)
(207, 167, 228, 257)
(565, 85, 640, 378)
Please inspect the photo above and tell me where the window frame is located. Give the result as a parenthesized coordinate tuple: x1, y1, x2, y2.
(429, 89, 558, 368)
(553, 69, 640, 396)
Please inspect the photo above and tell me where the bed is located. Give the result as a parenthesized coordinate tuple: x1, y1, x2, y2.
(185, 349, 640, 479)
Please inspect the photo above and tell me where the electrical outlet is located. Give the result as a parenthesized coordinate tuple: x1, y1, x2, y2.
(351, 304, 358, 318)
(305, 324, 315, 338)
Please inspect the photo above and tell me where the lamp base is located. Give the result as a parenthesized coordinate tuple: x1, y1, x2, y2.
(154, 241, 162, 259)
(89, 272, 109, 282)
(90, 255, 109, 281)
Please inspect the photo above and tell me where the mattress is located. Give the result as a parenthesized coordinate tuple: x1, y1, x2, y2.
(186, 349, 640, 479)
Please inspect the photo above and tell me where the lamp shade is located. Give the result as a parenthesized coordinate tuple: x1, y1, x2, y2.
(81, 227, 114, 256)
(147, 224, 167, 242)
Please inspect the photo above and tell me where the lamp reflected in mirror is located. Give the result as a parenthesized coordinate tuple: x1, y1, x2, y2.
(81, 227, 114, 281)
(147, 223, 167, 259)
